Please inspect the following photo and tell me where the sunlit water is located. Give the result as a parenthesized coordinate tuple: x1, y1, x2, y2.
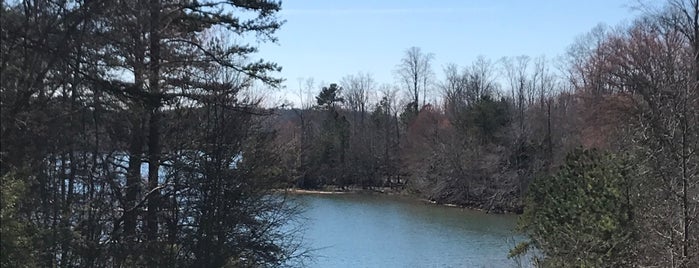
(292, 194, 529, 268)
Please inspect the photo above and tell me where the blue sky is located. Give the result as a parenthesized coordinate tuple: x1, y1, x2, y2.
(255, 0, 639, 105)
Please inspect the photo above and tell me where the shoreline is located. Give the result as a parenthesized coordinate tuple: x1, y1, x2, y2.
(279, 187, 521, 214)
(281, 188, 351, 195)
(278, 186, 399, 195)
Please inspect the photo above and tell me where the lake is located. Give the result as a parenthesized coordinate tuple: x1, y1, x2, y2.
(292, 193, 529, 268)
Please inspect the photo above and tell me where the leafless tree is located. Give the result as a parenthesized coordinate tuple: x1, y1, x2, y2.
(341, 72, 375, 121)
(440, 63, 469, 120)
(501, 55, 531, 133)
(468, 56, 498, 102)
(396, 47, 435, 111)
(296, 77, 316, 110)
(578, 13, 699, 266)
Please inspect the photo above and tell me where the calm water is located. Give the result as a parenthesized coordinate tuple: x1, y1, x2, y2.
(293, 194, 528, 268)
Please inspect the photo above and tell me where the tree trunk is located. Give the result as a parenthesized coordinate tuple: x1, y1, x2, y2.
(146, 0, 162, 265)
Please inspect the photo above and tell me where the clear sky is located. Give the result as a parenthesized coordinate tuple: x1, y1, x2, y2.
(255, 0, 639, 106)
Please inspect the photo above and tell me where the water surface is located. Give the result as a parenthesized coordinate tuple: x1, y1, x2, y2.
(294, 194, 527, 268)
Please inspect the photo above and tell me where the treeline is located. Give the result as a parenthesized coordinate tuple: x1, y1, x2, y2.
(1, 0, 306, 267)
(274, 50, 587, 212)
(272, 1, 698, 266)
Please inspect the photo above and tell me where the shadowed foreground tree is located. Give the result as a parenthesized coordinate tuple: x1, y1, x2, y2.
(167, 84, 303, 267)
(0, 0, 306, 267)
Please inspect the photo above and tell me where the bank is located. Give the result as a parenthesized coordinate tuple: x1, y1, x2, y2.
(280, 185, 523, 214)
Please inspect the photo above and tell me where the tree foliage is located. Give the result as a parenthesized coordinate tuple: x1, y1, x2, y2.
(0, 173, 39, 268)
(315, 83, 344, 109)
(512, 149, 635, 267)
(0, 0, 304, 267)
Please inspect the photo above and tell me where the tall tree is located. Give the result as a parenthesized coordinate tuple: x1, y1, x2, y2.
(396, 46, 434, 113)
(0, 0, 306, 267)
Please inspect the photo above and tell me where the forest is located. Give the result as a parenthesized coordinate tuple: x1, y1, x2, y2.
(1, 0, 698, 267)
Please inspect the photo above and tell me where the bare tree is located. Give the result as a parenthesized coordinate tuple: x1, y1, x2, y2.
(640, 3, 699, 265)
(501, 55, 531, 133)
(441, 57, 497, 125)
(440, 63, 469, 120)
(530, 56, 558, 160)
(341, 72, 375, 120)
(578, 14, 699, 266)
(396, 47, 435, 111)
(296, 77, 316, 109)
(468, 56, 497, 103)
(564, 23, 614, 96)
